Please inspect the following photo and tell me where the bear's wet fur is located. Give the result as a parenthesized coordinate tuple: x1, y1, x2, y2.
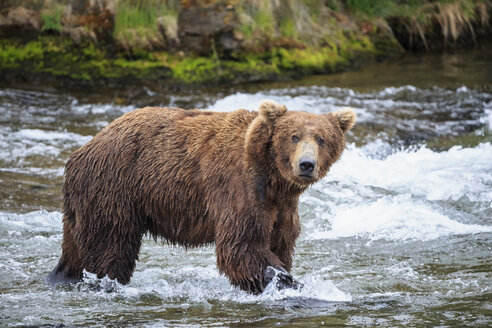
(47, 100, 355, 293)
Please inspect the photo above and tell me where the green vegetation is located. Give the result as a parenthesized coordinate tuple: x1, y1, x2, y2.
(279, 19, 297, 39)
(114, 0, 179, 50)
(41, 6, 63, 32)
(0, 36, 171, 82)
(169, 35, 378, 84)
(171, 57, 221, 83)
(236, 0, 276, 44)
(345, 0, 489, 49)
(0, 0, 489, 85)
(115, 0, 158, 33)
(346, 0, 396, 17)
(345, 0, 486, 19)
(0, 41, 44, 66)
(0, 31, 380, 85)
(234, 0, 397, 51)
(236, 0, 489, 53)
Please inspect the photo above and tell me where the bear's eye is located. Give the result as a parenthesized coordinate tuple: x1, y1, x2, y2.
(317, 137, 325, 146)
(292, 135, 299, 143)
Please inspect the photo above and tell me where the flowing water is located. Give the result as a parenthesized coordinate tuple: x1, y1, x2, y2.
(1, 45, 491, 327)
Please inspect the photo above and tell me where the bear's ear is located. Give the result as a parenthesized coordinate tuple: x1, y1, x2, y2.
(258, 100, 287, 121)
(333, 107, 356, 132)
(244, 100, 287, 163)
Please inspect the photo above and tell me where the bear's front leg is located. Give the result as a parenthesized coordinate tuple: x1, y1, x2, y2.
(268, 205, 303, 291)
(215, 238, 284, 293)
(215, 212, 286, 293)
(270, 203, 301, 271)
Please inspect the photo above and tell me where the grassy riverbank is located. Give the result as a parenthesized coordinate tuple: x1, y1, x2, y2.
(0, 33, 386, 85)
(0, 0, 490, 85)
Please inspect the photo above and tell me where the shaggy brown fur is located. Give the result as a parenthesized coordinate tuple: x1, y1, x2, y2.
(47, 100, 356, 293)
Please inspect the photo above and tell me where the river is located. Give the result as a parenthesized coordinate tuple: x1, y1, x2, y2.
(1, 44, 491, 327)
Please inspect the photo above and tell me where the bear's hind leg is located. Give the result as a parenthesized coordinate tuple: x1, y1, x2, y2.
(47, 216, 83, 284)
(75, 216, 145, 285)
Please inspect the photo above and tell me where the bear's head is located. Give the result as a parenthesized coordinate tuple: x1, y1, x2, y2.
(245, 100, 356, 189)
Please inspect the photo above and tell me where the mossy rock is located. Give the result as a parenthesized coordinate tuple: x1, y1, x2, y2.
(0, 36, 172, 83)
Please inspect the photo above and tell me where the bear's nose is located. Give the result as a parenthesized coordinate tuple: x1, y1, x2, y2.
(299, 157, 315, 174)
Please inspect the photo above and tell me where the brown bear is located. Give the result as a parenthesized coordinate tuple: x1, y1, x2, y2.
(47, 100, 355, 293)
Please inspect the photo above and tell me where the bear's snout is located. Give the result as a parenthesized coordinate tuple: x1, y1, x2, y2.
(299, 157, 315, 174)
(293, 141, 318, 181)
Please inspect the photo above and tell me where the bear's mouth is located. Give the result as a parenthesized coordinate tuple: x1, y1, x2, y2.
(298, 174, 315, 181)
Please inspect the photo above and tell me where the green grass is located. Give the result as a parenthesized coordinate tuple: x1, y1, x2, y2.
(346, 0, 396, 17)
(236, 0, 276, 41)
(41, 7, 63, 32)
(114, 0, 178, 49)
(279, 19, 297, 39)
(300, 0, 323, 22)
(115, 0, 159, 33)
(385, 0, 486, 49)
(255, 9, 276, 35)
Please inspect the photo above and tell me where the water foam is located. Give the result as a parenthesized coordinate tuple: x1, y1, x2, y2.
(260, 273, 352, 302)
(327, 142, 492, 202)
(79, 268, 351, 303)
(205, 92, 327, 113)
(71, 103, 135, 115)
(308, 195, 492, 241)
(204, 91, 365, 118)
(301, 141, 492, 242)
(0, 210, 62, 234)
(14, 129, 90, 142)
(0, 127, 92, 165)
(377, 85, 417, 97)
(481, 100, 492, 131)
(0, 167, 64, 177)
